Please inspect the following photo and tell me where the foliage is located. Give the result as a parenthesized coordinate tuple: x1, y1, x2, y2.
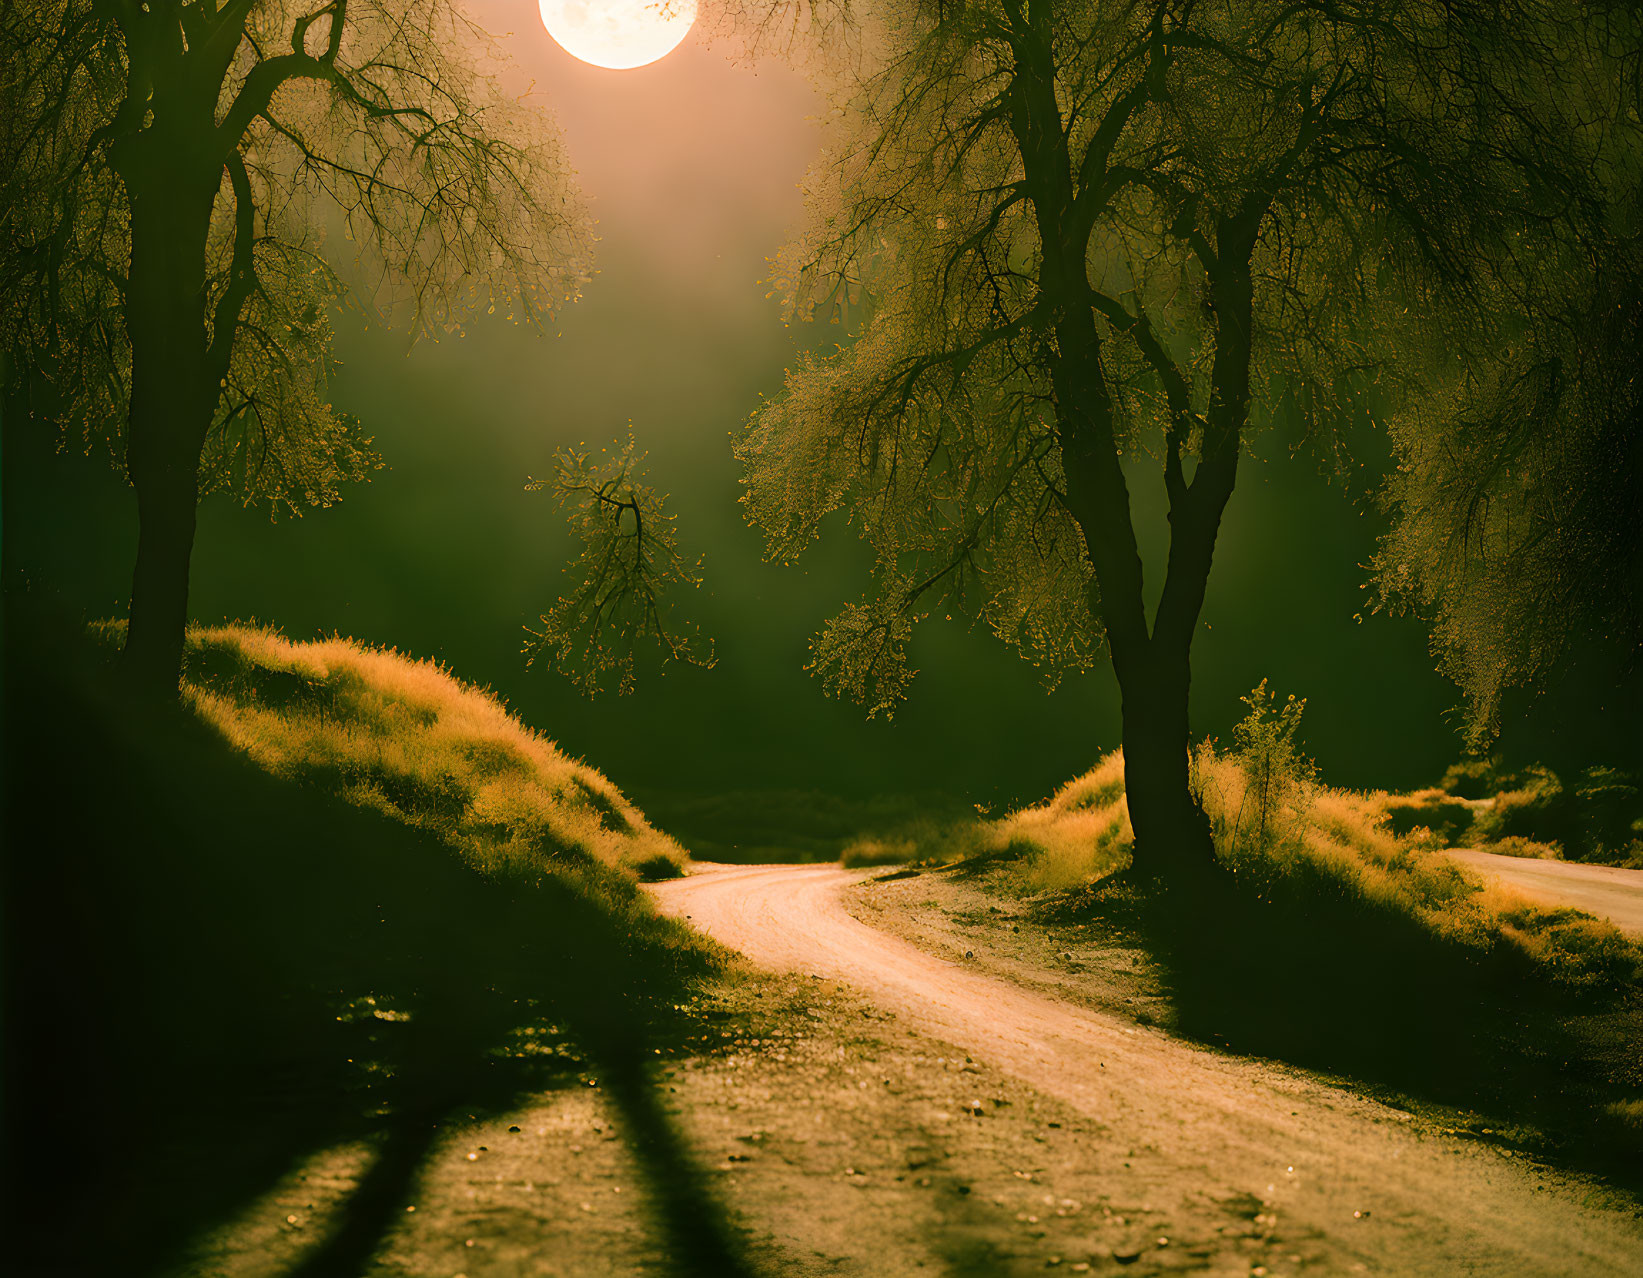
(1376, 258, 1643, 743)
(117, 620, 691, 884)
(739, 0, 1605, 726)
(0, 0, 590, 513)
(1486, 835, 1563, 861)
(1381, 788, 1479, 844)
(525, 438, 713, 696)
(1224, 679, 1317, 851)
(1439, 757, 1522, 800)
(1470, 763, 1643, 867)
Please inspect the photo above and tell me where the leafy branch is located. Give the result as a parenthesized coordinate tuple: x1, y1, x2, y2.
(525, 438, 714, 697)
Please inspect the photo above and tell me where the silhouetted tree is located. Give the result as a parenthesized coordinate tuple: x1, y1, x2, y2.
(739, 0, 1609, 877)
(0, 0, 589, 690)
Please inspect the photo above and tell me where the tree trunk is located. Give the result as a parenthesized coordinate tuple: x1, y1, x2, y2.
(117, 146, 220, 695)
(123, 427, 205, 693)
(1114, 651, 1216, 882)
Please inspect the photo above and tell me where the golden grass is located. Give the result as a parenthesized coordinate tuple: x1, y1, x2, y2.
(1607, 1099, 1643, 1132)
(988, 746, 1639, 987)
(839, 836, 919, 868)
(994, 751, 1132, 892)
(174, 623, 687, 884)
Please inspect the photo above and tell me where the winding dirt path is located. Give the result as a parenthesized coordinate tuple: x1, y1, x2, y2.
(651, 862, 1643, 1276)
(1445, 849, 1643, 935)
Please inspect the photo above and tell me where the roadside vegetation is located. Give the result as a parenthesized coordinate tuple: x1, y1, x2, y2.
(848, 682, 1643, 1181)
(888, 685, 1643, 992)
(1387, 761, 1643, 868)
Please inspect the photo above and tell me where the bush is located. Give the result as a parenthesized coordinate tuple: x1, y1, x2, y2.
(1473, 765, 1571, 845)
(1440, 757, 1521, 799)
(1457, 762, 1641, 865)
(1488, 835, 1563, 859)
(1573, 766, 1643, 865)
(1221, 679, 1317, 855)
(1383, 788, 1478, 844)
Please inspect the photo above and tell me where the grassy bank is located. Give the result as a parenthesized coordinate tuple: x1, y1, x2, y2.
(897, 699, 1643, 1181)
(168, 622, 690, 884)
(976, 746, 1640, 990)
(4, 604, 723, 1277)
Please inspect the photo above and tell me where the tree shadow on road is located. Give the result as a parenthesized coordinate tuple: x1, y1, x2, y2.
(1043, 860, 1643, 1191)
(1, 596, 756, 1278)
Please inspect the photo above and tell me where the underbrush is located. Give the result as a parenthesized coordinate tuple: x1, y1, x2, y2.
(1389, 758, 1643, 868)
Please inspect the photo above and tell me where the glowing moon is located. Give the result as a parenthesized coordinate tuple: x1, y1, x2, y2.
(539, 0, 697, 70)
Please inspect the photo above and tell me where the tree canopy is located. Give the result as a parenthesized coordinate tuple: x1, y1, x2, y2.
(736, 0, 1627, 868)
(0, 0, 590, 511)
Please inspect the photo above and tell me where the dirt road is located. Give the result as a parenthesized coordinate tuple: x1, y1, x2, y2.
(1445, 848, 1643, 935)
(652, 862, 1643, 1276)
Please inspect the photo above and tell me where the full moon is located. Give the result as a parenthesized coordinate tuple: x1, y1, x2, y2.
(539, 0, 698, 70)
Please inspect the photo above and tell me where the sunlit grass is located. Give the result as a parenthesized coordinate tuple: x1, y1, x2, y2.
(993, 751, 1131, 892)
(839, 835, 919, 868)
(985, 746, 1639, 988)
(111, 621, 690, 888)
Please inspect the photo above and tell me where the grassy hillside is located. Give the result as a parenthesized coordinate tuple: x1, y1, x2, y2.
(7, 606, 715, 1277)
(115, 621, 689, 885)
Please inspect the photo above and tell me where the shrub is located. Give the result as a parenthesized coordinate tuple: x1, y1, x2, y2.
(1440, 757, 1521, 799)
(1222, 679, 1318, 854)
(1572, 766, 1643, 865)
(1383, 788, 1478, 844)
(1436, 761, 1641, 865)
(1473, 765, 1571, 846)
(1488, 835, 1563, 860)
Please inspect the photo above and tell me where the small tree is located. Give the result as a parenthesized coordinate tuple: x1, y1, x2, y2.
(1227, 680, 1315, 850)
(739, 0, 1601, 878)
(0, 0, 590, 690)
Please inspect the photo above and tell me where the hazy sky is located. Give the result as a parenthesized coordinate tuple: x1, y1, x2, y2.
(10, 6, 1558, 823)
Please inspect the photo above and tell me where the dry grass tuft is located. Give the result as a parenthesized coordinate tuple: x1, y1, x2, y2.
(170, 622, 687, 885)
(840, 836, 920, 868)
(993, 751, 1132, 892)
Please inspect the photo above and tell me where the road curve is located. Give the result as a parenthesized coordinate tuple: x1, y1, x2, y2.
(651, 861, 1643, 1276)
(1445, 849, 1643, 935)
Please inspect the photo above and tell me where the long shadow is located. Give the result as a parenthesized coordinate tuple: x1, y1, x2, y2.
(1, 595, 757, 1278)
(1043, 859, 1643, 1189)
(282, 1108, 446, 1278)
